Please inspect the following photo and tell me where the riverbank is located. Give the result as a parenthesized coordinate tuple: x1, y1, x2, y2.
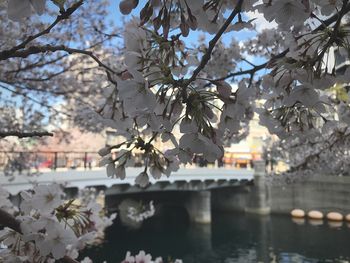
(212, 175, 350, 215)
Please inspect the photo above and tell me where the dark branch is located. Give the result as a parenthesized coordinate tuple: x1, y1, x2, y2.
(0, 131, 54, 138)
(315, 1, 350, 31)
(185, 0, 244, 85)
(0, 44, 117, 74)
(0, 208, 21, 233)
(215, 50, 288, 81)
(0, 1, 84, 56)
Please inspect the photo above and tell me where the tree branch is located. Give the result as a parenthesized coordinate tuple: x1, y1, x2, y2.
(185, 0, 244, 85)
(0, 1, 84, 56)
(214, 49, 288, 81)
(0, 131, 54, 138)
(0, 208, 21, 233)
(0, 44, 117, 74)
(315, 1, 350, 31)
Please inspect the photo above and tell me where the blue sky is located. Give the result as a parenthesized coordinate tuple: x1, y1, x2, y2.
(108, 0, 257, 43)
(107, 0, 266, 71)
(43, 0, 264, 66)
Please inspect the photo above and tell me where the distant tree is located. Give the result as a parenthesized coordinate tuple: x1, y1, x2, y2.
(0, 0, 122, 134)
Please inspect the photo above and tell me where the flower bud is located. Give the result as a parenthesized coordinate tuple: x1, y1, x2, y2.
(98, 146, 110, 157)
(119, 0, 138, 15)
(216, 81, 232, 98)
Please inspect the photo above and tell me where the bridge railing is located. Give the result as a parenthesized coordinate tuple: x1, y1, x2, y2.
(0, 151, 101, 172)
(0, 151, 255, 174)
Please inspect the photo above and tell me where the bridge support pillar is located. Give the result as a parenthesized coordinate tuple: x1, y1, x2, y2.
(245, 161, 271, 215)
(186, 190, 211, 224)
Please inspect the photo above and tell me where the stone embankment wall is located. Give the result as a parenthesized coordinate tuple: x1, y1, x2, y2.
(212, 175, 350, 214)
(271, 175, 350, 214)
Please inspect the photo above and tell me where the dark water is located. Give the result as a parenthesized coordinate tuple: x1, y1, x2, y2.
(83, 210, 350, 263)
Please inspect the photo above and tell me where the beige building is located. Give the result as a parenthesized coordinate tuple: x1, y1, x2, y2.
(223, 116, 270, 168)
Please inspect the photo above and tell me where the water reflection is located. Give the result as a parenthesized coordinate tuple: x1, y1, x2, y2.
(83, 211, 350, 262)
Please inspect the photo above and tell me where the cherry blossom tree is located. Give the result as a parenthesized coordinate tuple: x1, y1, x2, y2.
(2, 0, 350, 262)
(0, 0, 122, 135)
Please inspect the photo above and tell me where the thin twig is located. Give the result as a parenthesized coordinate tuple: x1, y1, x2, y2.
(0, 83, 72, 117)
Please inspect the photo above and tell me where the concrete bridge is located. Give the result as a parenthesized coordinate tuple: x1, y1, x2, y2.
(0, 167, 253, 195)
(1, 165, 270, 224)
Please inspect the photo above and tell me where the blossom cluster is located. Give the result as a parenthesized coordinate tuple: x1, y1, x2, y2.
(117, 199, 156, 229)
(95, 0, 350, 186)
(5, 0, 349, 184)
(3, 0, 350, 261)
(6, 0, 350, 185)
(0, 185, 116, 262)
(127, 201, 155, 223)
(121, 251, 182, 263)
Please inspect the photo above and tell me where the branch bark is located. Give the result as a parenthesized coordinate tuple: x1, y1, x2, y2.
(0, 131, 54, 138)
(0, 208, 21, 233)
(0, 1, 84, 57)
(315, 1, 350, 31)
(0, 44, 116, 74)
(214, 49, 288, 81)
(185, 0, 244, 85)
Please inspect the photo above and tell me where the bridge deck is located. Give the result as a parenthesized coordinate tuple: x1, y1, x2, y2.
(0, 168, 254, 195)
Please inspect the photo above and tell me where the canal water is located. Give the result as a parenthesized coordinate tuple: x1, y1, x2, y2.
(83, 210, 350, 262)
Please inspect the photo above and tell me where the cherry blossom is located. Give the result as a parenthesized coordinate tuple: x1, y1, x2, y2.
(135, 172, 150, 188)
(121, 251, 135, 263)
(21, 184, 64, 214)
(121, 251, 182, 263)
(7, 0, 46, 21)
(3, 0, 350, 261)
(0, 184, 116, 262)
(36, 220, 78, 259)
(135, 251, 152, 263)
(258, 0, 310, 30)
(127, 201, 155, 223)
